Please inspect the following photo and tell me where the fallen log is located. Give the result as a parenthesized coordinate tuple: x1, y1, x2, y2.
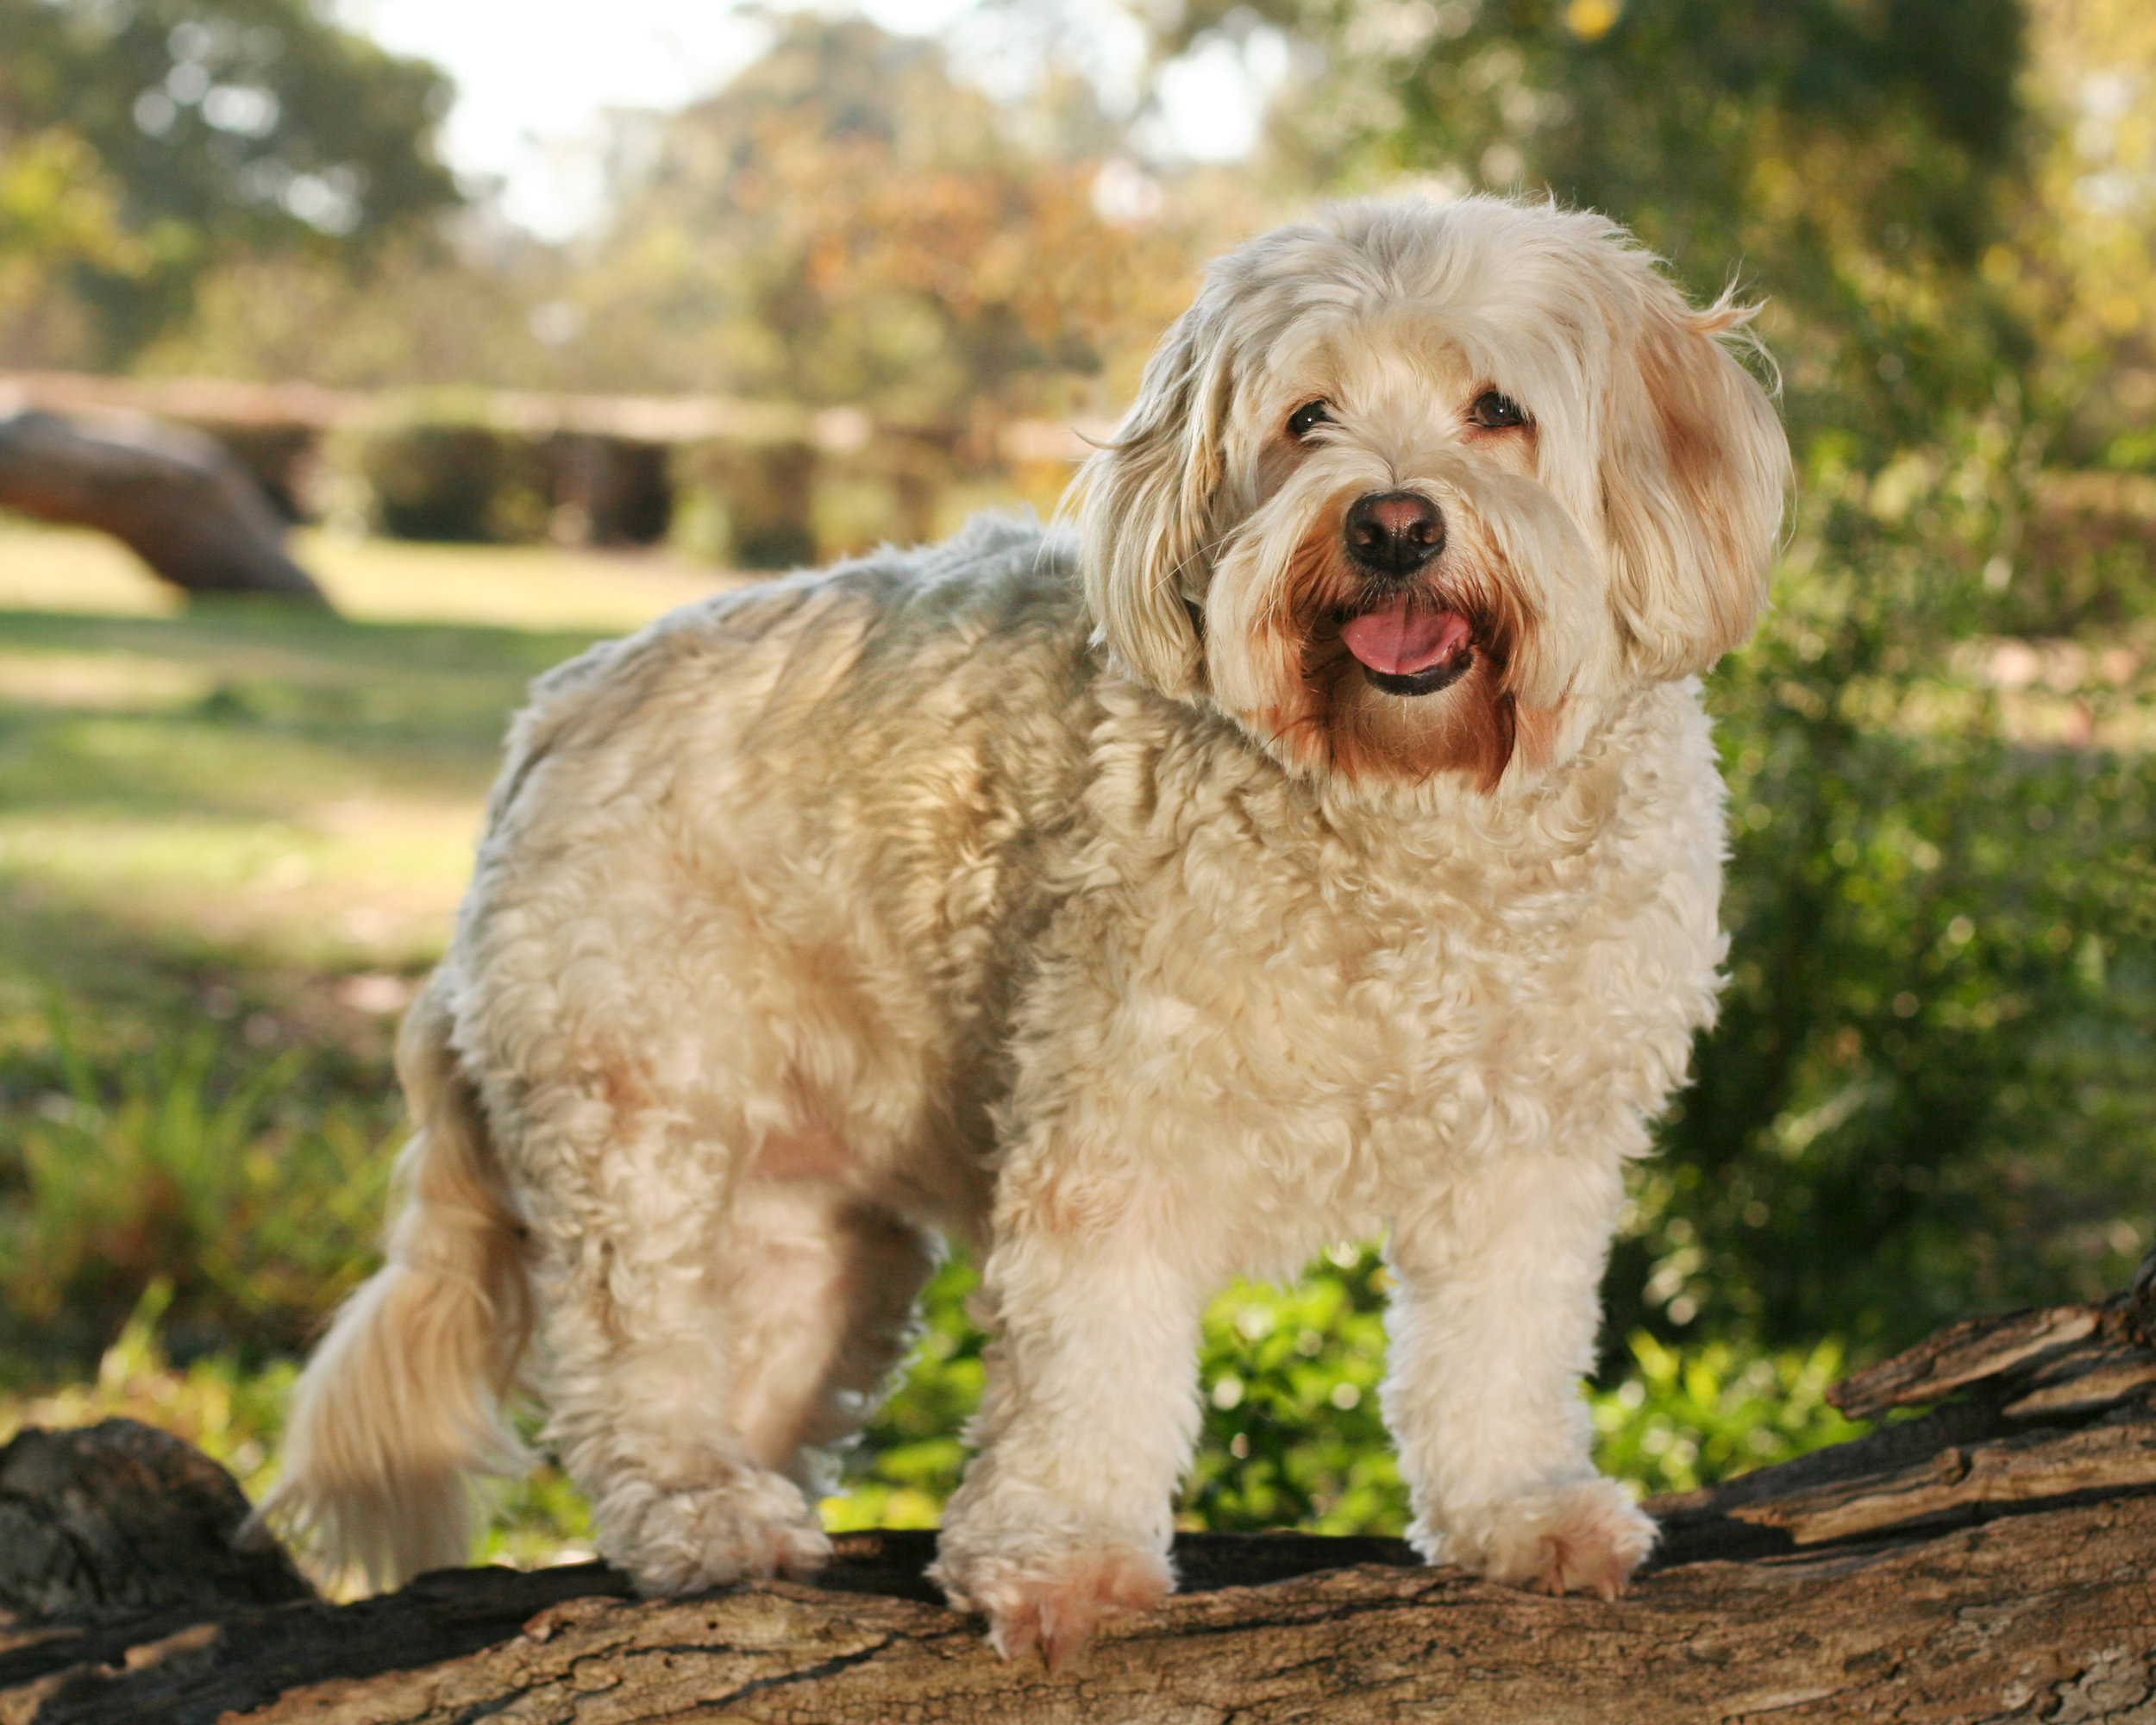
(0, 408, 332, 606)
(0, 1421, 310, 1622)
(7, 1261, 2156, 1725)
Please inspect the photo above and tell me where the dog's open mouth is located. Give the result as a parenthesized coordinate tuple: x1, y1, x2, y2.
(1338, 599, 1474, 697)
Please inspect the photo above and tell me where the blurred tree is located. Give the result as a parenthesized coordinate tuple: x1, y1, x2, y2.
(135, 13, 1253, 424)
(0, 124, 141, 365)
(2007, 0, 2156, 465)
(137, 235, 560, 389)
(1620, 424, 2156, 1352)
(1178, 0, 2032, 444)
(0, 0, 460, 366)
(554, 12, 1221, 423)
(1590, 1, 2156, 1353)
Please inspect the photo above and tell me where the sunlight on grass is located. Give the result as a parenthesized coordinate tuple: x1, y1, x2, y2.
(1, 807, 479, 970)
(0, 520, 184, 617)
(0, 518, 737, 630)
(302, 531, 738, 630)
(0, 649, 212, 710)
(0, 518, 744, 985)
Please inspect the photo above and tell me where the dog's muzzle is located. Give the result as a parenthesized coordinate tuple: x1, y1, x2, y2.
(1338, 492, 1474, 697)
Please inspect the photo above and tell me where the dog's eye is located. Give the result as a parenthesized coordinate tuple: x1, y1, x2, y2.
(1470, 391, 1528, 430)
(1286, 400, 1332, 438)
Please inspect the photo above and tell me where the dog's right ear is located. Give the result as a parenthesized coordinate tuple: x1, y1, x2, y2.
(1074, 293, 1232, 701)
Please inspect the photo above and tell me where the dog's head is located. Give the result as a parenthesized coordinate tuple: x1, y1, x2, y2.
(1075, 195, 1789, 789)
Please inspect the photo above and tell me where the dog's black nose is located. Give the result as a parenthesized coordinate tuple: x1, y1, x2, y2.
(1344, 492, 1445, 577)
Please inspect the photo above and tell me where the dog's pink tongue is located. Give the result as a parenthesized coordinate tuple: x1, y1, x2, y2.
(1338, 602, 1471, 676)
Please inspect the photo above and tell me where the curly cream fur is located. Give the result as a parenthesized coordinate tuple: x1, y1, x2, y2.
(264, 194, 1789, 1654)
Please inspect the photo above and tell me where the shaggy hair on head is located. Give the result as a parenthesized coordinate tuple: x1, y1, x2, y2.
(256, 194, 1789, 1665)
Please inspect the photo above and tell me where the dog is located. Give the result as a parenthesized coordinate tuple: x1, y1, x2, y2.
(260, 193, 1788, 1664)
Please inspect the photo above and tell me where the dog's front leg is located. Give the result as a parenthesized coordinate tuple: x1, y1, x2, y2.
(931, 1164, 1206, 1666)
(1382, 1148, 1655, 1599)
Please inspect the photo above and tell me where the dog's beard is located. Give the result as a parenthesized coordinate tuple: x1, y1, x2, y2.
(1207, 491, 1542, 790)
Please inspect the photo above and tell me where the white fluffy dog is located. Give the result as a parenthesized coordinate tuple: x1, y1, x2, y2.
(262, 194, 1788, 1663)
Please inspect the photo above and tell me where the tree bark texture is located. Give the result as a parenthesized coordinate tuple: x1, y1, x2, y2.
(0, 1422, 310, 1622)
(6, 1270, 2156, 1725)
(0, 409, 332, 605)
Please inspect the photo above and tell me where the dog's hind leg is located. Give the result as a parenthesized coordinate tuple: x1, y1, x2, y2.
(721, 1178, 941, 1495)
(513, 1087, 840, 1596)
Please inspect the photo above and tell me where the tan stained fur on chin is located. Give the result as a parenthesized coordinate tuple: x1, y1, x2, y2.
(248, 974, 533, 1590)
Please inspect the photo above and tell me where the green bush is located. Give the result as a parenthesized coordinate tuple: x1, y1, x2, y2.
(1613, 423, 2156, 1358)
(1590, 1333, 1865, 1498)
(0, 1016, 395, 1369)
(826, 1252, 984, 1531)
(1186, 1249, 1401, 1534)
(358, 422, 553, 544)
(835, 1246, 1871, 1542)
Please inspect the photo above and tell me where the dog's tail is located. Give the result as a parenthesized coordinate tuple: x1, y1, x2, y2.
(250, 971, 532, 1590)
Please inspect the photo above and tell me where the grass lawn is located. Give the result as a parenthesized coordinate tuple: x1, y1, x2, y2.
(0, 520, 736, 984)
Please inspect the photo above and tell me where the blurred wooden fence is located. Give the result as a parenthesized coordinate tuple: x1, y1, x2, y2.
(0, 372, 1109, 568)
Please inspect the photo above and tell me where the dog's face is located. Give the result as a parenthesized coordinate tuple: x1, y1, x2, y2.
(1078, 197, 1790, 789)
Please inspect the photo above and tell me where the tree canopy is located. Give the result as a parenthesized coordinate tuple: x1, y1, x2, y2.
(553, 11, 1218, 423)
(1176, 0, 2033, 447)
(0, 0, 460, 366)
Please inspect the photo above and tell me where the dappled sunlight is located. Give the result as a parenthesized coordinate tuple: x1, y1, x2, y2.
(1, 518, 743, 632)
(0, 521, 184, 618)
(301, 531, 742, 631)
(0, 648, 214, 712)
(0, 525, 740, 985)
(1, 807, 474, 972)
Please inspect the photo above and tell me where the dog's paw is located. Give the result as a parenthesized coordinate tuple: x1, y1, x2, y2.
(1440, 1477, 1656, 1602)
(595, 1471, 832, 1596)
(933, 1541, 1171, 1669)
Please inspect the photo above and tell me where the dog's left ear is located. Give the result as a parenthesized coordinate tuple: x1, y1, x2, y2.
(1072, 292, 1232, 700)
(1601, 282, 1790, 681)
